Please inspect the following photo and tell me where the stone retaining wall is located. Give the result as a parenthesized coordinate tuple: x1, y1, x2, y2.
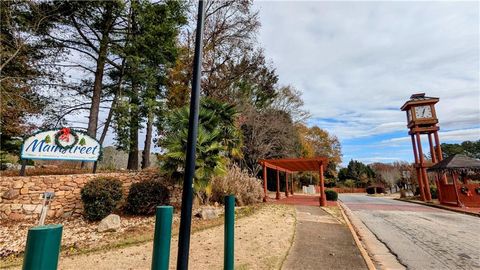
(0, 172, 181, 221)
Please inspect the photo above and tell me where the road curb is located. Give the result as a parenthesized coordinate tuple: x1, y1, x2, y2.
(339, 201, 406, 270)
(338, 202, 376, 270)
(394, 198, 480, 217)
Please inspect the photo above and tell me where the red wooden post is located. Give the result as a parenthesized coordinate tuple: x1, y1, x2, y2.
(452, 172, 463, 207)
(434, 131, 447, 184)
(290, 173, 294, 195)
(319, 163, 326, 207)
(428, 133, 437, 163)
(285, 172, 289, 197)
(276, 170, 280, 200)
(435, 174, 443, 204)
(263, 164, 267, 202)
(428, 133, 441, 201)
(415, 133, 432, 201)
(411, 134, 426, 201)
(433, 131, 443, 161)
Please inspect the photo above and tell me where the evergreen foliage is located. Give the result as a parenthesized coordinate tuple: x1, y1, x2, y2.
(81, 177, 123, 221)
(325, 189, 338, 201)
(1, 0, 345, 192)
(338, 160, 376, 187)
(124, 180, 169, 215)
(441, 140, 480, 159)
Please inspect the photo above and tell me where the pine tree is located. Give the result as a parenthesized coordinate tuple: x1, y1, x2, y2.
(112, 0, 186, 170)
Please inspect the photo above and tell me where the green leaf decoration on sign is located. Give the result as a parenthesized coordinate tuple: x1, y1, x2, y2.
(79, 137, 86, 146)
(45, 135, 51, 143)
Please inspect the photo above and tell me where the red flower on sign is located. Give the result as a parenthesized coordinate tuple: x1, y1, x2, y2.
(59, 128, 71, 142)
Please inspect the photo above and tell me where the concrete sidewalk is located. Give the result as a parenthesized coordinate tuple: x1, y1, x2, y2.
(282, 205, 368, 270)
(272, 194, 338, 207)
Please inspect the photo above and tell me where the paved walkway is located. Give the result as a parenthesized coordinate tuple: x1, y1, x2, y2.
(282, 205, 367, 270)
(270, 194, 338, 207)
(340, 194, 480, 270)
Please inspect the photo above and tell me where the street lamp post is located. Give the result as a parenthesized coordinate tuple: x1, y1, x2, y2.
(176, 1, 205, 269)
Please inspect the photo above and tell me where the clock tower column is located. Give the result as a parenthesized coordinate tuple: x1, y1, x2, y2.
(401, 93, 443, 202)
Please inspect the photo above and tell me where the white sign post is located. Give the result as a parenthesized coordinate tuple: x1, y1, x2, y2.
(20, 128, 101, 175)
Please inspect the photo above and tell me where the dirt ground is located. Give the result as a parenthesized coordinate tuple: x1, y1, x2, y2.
(7, 204, 296, 270)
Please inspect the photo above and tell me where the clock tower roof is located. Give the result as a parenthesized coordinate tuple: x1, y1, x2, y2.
(401, 93, 439, 111)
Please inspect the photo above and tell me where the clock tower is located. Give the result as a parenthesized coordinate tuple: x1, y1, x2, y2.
(401, 93, 444, 202)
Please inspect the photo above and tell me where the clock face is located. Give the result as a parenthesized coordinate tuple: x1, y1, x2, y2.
(407, 110, 412, 122)
(414, 105, 432, 119)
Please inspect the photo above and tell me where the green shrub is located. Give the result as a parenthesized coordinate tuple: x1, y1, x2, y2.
(124, 180, 169, 215)
(430, 185, 438, 199)
(414, 186, 438, 199)
(325, 189, 338, 201)
(81, 177, 123, 221)
(211, 165, 263, 206)
(325, 178, 337, 188)
(366, 186, 385, 194)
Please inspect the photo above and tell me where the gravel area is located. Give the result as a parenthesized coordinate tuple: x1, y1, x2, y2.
(2, 204, 296, 270)
(57, 204, 295, 270)
(0, 213, 174, 258)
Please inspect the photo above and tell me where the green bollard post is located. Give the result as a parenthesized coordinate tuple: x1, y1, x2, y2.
(22, 224, 63, 270)
(151, 206, 173, 270)
(224, 195, 235, 270)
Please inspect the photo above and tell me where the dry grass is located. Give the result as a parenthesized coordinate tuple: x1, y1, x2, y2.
(0, 205, 261, 269)
(210, 165, 264, 206)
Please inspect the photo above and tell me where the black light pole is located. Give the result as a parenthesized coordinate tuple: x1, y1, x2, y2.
(176, 1, 205, 269)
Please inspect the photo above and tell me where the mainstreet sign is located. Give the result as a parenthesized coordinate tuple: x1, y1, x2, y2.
(21, 128, 101, 162)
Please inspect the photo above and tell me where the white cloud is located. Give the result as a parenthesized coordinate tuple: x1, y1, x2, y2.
(381, 127, 480, 145)
(256, 1, 479, 141)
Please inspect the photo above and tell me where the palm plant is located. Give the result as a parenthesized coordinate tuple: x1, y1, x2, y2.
(159, 98, 240, 202)
(161, 98, 242, 157)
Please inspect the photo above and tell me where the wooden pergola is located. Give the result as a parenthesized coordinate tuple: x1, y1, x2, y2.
(258, 157, 329, 206)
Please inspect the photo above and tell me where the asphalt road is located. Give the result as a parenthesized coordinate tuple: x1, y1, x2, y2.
(340, 194, 480, 270)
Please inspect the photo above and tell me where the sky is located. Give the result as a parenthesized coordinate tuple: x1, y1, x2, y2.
(254, 1, 480, 166)
(61, 1, 479, 167)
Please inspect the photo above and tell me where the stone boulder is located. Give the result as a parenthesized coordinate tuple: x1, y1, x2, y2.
(195, 207, 223, 220)
(2, 189, 20, 200)
(97, 214, 121, 232)
(1, 163, 21, 171)
(40, 165, 59, 169)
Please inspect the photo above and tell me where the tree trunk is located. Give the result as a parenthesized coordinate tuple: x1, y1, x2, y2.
(126, 83, 139, 170)
(82, 6, 114, 169)
(141, 112, 153, 169)
(86, 5, 114, 139)
(126, 0, 139, 171)
(99, 94, 117, 145)
(99, 58, 126, 145)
